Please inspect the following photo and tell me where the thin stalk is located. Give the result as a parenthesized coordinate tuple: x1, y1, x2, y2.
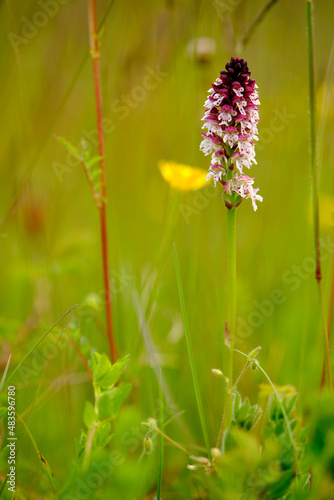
(82, 424, 98, 471)
(1, 304, 77, 393)
(235, 349, 295, 449)
(226, 207, 237, 385)
(236, 0, 279, 54)
(157, 382, 164, 500)
(88, 0, 116, 364)
(173, 244, 211, 459)
(216, 359, 250, 449)
(16, 411, 59, 491)
(0, 353, 11, 393)
(306, 0, 332, 390)
(155, 427, 191, 456)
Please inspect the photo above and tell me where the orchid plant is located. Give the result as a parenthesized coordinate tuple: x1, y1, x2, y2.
(200, 56, 262, 383)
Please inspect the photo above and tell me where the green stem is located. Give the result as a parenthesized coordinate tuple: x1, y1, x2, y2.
(82, 424, 98, 472)
(157, 377, 164, 500)
(306, 0, 333, 390)
(226, 207, 237, 385)
(155, 427, 191, 456)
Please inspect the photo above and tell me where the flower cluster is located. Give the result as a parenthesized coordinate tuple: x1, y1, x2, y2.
(200, 57, 262, 211)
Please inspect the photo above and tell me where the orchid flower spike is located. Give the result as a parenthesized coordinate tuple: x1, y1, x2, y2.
(200, 57, 262, 211)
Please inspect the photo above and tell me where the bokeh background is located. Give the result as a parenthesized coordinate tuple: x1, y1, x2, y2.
(0, 0, 334, 497)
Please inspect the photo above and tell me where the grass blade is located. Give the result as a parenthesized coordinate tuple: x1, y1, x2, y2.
(1, 304, 77, 394)
(306, 0, 333, 390)
(157, 373, 164, 500)
(236, 0, 280, 54)
(173, 243, 211, 459)
(0, 353, 12, 393)
(15, 411, 59, 492)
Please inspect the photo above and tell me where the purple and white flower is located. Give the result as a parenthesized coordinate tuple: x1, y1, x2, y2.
(200, 57, 262, 211)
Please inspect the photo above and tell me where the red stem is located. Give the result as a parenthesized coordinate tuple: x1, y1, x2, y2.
(88, 0, 117, 364)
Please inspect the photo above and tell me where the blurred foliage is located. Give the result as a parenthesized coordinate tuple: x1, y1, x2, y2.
(0, 0, 334, 498)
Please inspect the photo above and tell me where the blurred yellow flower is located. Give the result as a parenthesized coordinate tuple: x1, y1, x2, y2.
(159, 160, 209, 191)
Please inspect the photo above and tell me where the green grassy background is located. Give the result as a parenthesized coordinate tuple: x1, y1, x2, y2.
(0, 0, 334, 498)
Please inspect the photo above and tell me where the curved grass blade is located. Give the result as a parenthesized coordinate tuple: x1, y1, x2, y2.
(1, 304, 77, 394)
(173, 244, 211, 459)
(236, 0, 280, 54)
(157, 373, 164, 500)
(0, 353, 12, 393)
(15, 411, 59, 492)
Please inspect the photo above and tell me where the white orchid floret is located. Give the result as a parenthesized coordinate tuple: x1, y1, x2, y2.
(207, 163, 227, 186)
(218, 105, 237, 126)
(231, 175, 263, 211)
(223, 126, 239, 148)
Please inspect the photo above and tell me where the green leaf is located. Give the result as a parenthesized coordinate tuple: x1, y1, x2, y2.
(93, 354, 130, 390)
(93, 353, 111, 385)
(284, 394, 298, 416)
(89, 168, 102, 182)
(231, 392, 262, 431)
(93, 181, 102, 194)
(222, 428, 236, 454)
(83, 401, 97, 428)
(97, 382, 131, 420)
(0, 407, 6, 419)
(94, 422, 113, 449)
(87, 157, 103, 170)
(76, 429, 87, 462)
(236, 397, 250, 422)
(56, 136, 80, 159)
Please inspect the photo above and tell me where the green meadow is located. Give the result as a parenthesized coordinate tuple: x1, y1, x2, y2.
(1, 0, 334, 498)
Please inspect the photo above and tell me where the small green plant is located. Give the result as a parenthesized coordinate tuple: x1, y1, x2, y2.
(60, 350, 131, 498)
